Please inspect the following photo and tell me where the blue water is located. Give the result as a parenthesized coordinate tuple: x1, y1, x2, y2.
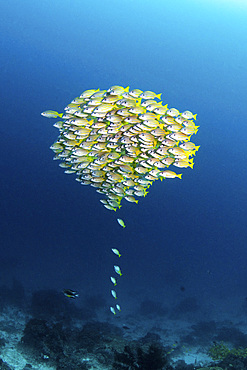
(0, 0, 247, 316)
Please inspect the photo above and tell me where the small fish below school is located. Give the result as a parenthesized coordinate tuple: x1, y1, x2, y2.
(112, 248, 121, 257)
(111, 289, 117, 299)
(114, 265, 122, 276)
(110, 276, 117, 286)
(117, 218, 126, 228)
(63, 289, 79, 299)
(110, 306, 116, 315)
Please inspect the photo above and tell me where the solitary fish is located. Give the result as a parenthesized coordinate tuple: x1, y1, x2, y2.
(117, 218, 126, 228)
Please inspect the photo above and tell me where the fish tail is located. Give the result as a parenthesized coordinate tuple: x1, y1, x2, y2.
(193, 113, 197, 120)
(119, 254, 121, 257)
(58, 113, 63, 118)
(156, 93, 162, 100)
(177, 174, 182, 179)
(125, 86, 130, 92)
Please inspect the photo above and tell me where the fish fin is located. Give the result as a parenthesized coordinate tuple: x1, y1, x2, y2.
(177, 174, 182, 179)
(156, 93, 162, 100)
(125, 86, 130, 92)
(136, 98, 142, 106)
(193, 113, 197, 120)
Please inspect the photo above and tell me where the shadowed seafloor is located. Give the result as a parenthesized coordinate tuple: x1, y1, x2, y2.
(1, 280, 247, 369)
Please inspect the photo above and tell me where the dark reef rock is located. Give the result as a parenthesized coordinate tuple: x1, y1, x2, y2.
(139, 331, 162, 345)
(19, 318, 124, 369)
(214, 326, 247, 347)
(0, 358, 12, 369)
(0, 337, 5, 348)
(113, 343, 170, 370)
(181, 320, 217, 346)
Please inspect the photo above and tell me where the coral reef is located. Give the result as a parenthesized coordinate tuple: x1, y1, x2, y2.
(113, 343, 170, 370)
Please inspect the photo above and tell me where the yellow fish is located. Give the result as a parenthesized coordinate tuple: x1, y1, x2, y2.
(117, 219, 126, 228)
(112, 248, 121, 257)
(129, 88, 143, 98)
(111, 290, 117, 299)
(93, 104, 115, 114)
(166, 108, 180, 117)
(181, 110, 197, 120)
(41, 110, 63, 118)
(110, 277, 117, 286)
(124, 196, 138, 204)
(80, 89, 100, 98)
(110, 306, 116, 315)
(140, 91, 162, 100)
(114, 265, 123, 276)
(108, 85, 129, 95)
(159, 170, 182, 179)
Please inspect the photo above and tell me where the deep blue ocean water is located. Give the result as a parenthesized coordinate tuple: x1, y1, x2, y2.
(1, 0, 247, 319)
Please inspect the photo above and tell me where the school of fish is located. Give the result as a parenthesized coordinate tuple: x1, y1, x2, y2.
(42, 85, 199, 211)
